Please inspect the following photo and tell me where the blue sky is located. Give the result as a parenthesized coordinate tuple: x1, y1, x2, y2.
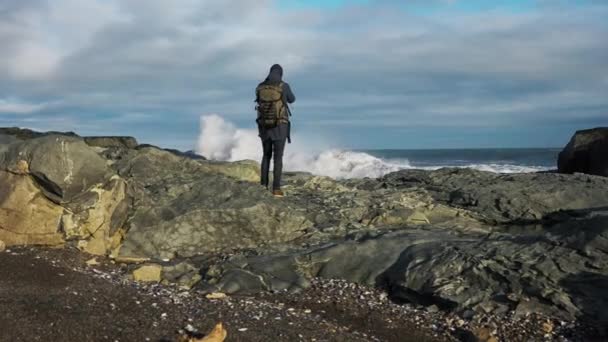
(0, 0, 606, 150)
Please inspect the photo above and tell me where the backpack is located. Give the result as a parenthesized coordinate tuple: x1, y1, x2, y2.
(256, 82, 288, 129)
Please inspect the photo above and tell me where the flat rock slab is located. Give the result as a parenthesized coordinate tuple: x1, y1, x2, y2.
(378, 168, 608, 223)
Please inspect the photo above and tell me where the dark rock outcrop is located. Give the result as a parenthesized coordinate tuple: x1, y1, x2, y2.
(84, 136, 139, 149)
(0, 127, 78, 140)
(558, 127, 608, 177)
(211, 213, 608, 320)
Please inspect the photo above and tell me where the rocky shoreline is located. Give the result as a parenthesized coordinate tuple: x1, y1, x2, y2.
(1, 127, 608, 341)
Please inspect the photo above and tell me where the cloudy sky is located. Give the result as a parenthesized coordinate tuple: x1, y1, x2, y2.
(1, 0, 606, 150)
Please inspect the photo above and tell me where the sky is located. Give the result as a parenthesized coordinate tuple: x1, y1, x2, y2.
(0, 0, 607, 150)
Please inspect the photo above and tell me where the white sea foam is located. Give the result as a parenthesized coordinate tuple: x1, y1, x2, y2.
(196, 115, 552, 179)
(410, 163, 550, 174)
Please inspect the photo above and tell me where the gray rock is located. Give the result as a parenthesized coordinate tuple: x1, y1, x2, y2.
(115, 147, 313, 260)
(210, 210, 608, 321)
(379, 168, 608, 223)
(84, 136, 139, 149)
(162, 262, 202, 289)
(0, 127, 78, 140)
(558, 127, 608, 177)
(1, 135, 113, 203)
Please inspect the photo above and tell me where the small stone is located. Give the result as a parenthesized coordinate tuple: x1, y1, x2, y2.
(461, 310, 475, 320)
(201, 323, 227, 342)
(238, 328, 248, 332)
(86, 258, 100, 266)
(542, 321, 554, 334)
(474, 326, 498, 342)
(0, 240, 5, 252)
(475, 327, 491, 341)
(426, 304, 440, 313)
(206, 292, 228, 300)
(132, 264, 162, 283)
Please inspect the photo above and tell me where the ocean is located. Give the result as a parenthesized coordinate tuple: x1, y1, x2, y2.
(363, 148, 560, 174)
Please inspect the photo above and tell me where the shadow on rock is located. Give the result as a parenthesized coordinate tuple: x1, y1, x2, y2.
(559, 272, 608, 339)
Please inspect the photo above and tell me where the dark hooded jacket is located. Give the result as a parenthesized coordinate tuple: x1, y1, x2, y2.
(256, 64, 295, 141)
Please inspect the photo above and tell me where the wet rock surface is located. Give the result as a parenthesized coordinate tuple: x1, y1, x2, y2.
(1, 127, 608, 340)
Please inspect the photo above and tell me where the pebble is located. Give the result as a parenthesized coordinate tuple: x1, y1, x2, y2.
(426, 304, 440, 313)
(462, 310, 476, 319)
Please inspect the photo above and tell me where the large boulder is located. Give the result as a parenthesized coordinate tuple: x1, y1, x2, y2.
(113, 147, 312, 261)
(558, 127, 608, 177)
(0, 134, 128, 254)
(1, 135, 113, 203)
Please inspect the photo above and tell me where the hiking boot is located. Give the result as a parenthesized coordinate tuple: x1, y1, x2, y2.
(272, 189, 285, 197)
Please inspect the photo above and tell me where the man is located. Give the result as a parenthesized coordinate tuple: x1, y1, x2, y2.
(255, 64, 295, 197)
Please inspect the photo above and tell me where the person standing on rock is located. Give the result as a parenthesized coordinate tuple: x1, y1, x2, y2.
(255, 64, 296, 197)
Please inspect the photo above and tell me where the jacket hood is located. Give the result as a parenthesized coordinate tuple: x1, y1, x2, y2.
(266, 64, 283, 84)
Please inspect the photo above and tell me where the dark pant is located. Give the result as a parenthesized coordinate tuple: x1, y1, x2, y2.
(261, 138, 286, 190)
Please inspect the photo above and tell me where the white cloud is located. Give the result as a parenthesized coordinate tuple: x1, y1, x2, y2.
(7, 42, 61, 80)
(0, 98, 46, 114)
(0, 0, 124, 80)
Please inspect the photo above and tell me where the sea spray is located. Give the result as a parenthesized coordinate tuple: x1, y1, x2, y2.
(196, 114, 408, 179)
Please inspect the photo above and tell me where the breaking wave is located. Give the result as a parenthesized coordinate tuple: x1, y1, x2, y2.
(196, 115, 552, 179)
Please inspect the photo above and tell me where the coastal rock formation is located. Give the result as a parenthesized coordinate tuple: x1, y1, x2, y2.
(111, 146, 311, 261)
(558, 127, 608, 177)
(0, 171, 64, 246)
(0, 135, 112, 203)
(210, 212, 608, 321)
(0, 133, 128, 254)
(2, 127, 608, 325)
(378, 168, 608, 223)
